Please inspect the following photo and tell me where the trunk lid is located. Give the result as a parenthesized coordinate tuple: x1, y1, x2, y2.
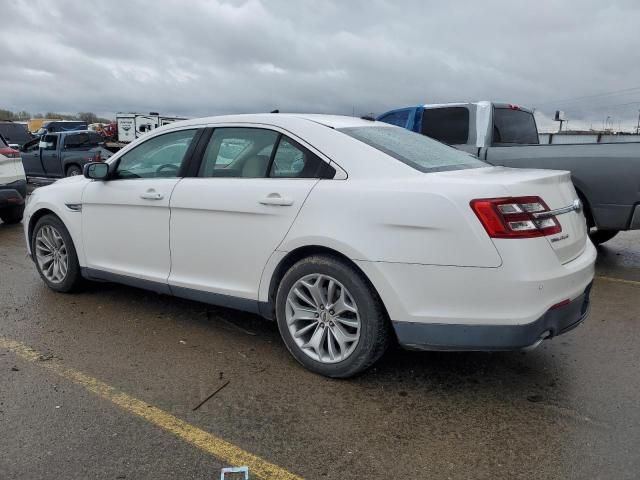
(436, 166, 588, 264)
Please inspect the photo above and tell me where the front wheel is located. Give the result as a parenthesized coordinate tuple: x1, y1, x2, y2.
(275, 255, 390, 378)
(589, 229, 619, 245)
(65, 164, 82, 177)
(0, 205, 24, 224)
(31, 214, 84, 292)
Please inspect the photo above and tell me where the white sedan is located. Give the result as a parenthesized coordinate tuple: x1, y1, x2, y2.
(24, 114, 596, 377)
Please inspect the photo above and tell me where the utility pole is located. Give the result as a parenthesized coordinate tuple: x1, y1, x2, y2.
(637, 109, 640, 134)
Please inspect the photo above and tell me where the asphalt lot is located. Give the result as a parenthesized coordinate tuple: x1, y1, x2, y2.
(1, 215, 639, 479)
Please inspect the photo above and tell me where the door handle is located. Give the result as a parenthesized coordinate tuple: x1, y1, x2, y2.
(140, 190, 164, 200)
(259, 193, 294, 206)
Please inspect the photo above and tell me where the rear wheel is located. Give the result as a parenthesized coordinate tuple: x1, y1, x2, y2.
(65, 164, 82, 177)
(31, 214, 84, 292)
(579, 193, 619, 246)
(589, 229, 619, 245)
(275, 255, 389, 378)
(0, 205, 24, 224)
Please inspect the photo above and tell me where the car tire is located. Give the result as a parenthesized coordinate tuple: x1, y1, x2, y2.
(590, 229, 619, 246)
(0, 205, 25, 224)
(31, 214, 84, 293)
(65, 164, 82, 177)
(275, 254, 390, 378)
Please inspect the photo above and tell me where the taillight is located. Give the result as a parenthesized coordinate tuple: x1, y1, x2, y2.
(0, 147, 20, 158)
(86, 151, 102, 162)
(470, 196, 562, 239)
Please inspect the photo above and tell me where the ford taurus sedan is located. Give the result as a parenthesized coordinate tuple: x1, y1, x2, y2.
(24, 114, 596, 377)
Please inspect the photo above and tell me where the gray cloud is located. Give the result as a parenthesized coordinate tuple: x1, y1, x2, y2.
(2, 0, 640, 130)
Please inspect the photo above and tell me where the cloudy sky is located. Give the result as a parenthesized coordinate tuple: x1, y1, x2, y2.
(2, 0, 640, 131)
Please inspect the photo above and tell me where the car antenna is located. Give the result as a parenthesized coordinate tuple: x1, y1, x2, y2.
(360, 115, 376, 121)
(270, 109, 280, 113)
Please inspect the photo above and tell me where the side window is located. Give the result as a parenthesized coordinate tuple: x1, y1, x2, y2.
(421, 107, 469, 144)
(115, 129, 196, 179)
(88, 132, 103, 145)
(199, 128, 279, 178)
(42, 134, 58, 150)
(269, 136, 334, 179)
(378, 109, 410, 128)
(64, 133, 89, 148)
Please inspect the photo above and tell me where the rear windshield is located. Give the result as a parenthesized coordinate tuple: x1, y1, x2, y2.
(338, 126, 486, 173)
(493, 108, 539, 145)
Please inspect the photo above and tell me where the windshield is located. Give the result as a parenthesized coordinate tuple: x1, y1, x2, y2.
(338, 126, 486, 173)
(0, 123, 33, 145)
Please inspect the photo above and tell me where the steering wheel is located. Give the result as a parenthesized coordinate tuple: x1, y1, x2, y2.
(155, 163, 180, 176)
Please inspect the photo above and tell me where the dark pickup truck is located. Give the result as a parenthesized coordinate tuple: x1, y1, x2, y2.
(378, 101, 640, 244)
(21, 131, 112, 178)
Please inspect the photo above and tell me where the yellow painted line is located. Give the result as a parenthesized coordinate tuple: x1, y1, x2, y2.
(595, 275, 640, 286)
(0, 336, 302, 480)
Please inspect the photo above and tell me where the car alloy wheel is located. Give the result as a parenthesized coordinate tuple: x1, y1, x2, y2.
(285, 273, 361, 364)
(35, 224, 69, 283)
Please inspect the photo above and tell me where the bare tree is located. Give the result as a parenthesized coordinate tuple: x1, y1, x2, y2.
(78, 112, 99, 124)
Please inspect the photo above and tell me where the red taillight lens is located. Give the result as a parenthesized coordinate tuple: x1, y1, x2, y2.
(0, 147, 20, 158)
(86, 151, 102, 162)
(550, 299, 571, 310)
(470, 196, 562, 239)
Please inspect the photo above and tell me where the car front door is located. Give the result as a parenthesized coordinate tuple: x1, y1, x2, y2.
(168, 126, 334, 308)
(40, 134, 63, 177)
(81, 128, 199, 289)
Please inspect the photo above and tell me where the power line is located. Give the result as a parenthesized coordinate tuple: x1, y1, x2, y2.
(534, 86, 640, 107)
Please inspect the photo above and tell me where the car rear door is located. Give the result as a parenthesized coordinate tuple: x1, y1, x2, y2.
(81, 128, 200, 287)
(168, 125, 332, 307)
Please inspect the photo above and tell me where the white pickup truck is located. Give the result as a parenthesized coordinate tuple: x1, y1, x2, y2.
(0, 133, 27, 224)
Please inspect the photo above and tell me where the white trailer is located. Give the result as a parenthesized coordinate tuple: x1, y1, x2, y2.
(116, 113, 187, 143)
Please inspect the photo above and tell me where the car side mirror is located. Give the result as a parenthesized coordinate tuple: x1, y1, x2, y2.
(84, 162, 109, 180)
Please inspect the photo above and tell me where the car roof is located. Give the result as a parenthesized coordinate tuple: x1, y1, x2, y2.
(172, 113, 387, 130)
(47, 130, 95, 136)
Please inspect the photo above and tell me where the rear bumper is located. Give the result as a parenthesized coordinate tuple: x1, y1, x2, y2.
(394, 283, 592, 351)
(0, 180, 27, 207)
